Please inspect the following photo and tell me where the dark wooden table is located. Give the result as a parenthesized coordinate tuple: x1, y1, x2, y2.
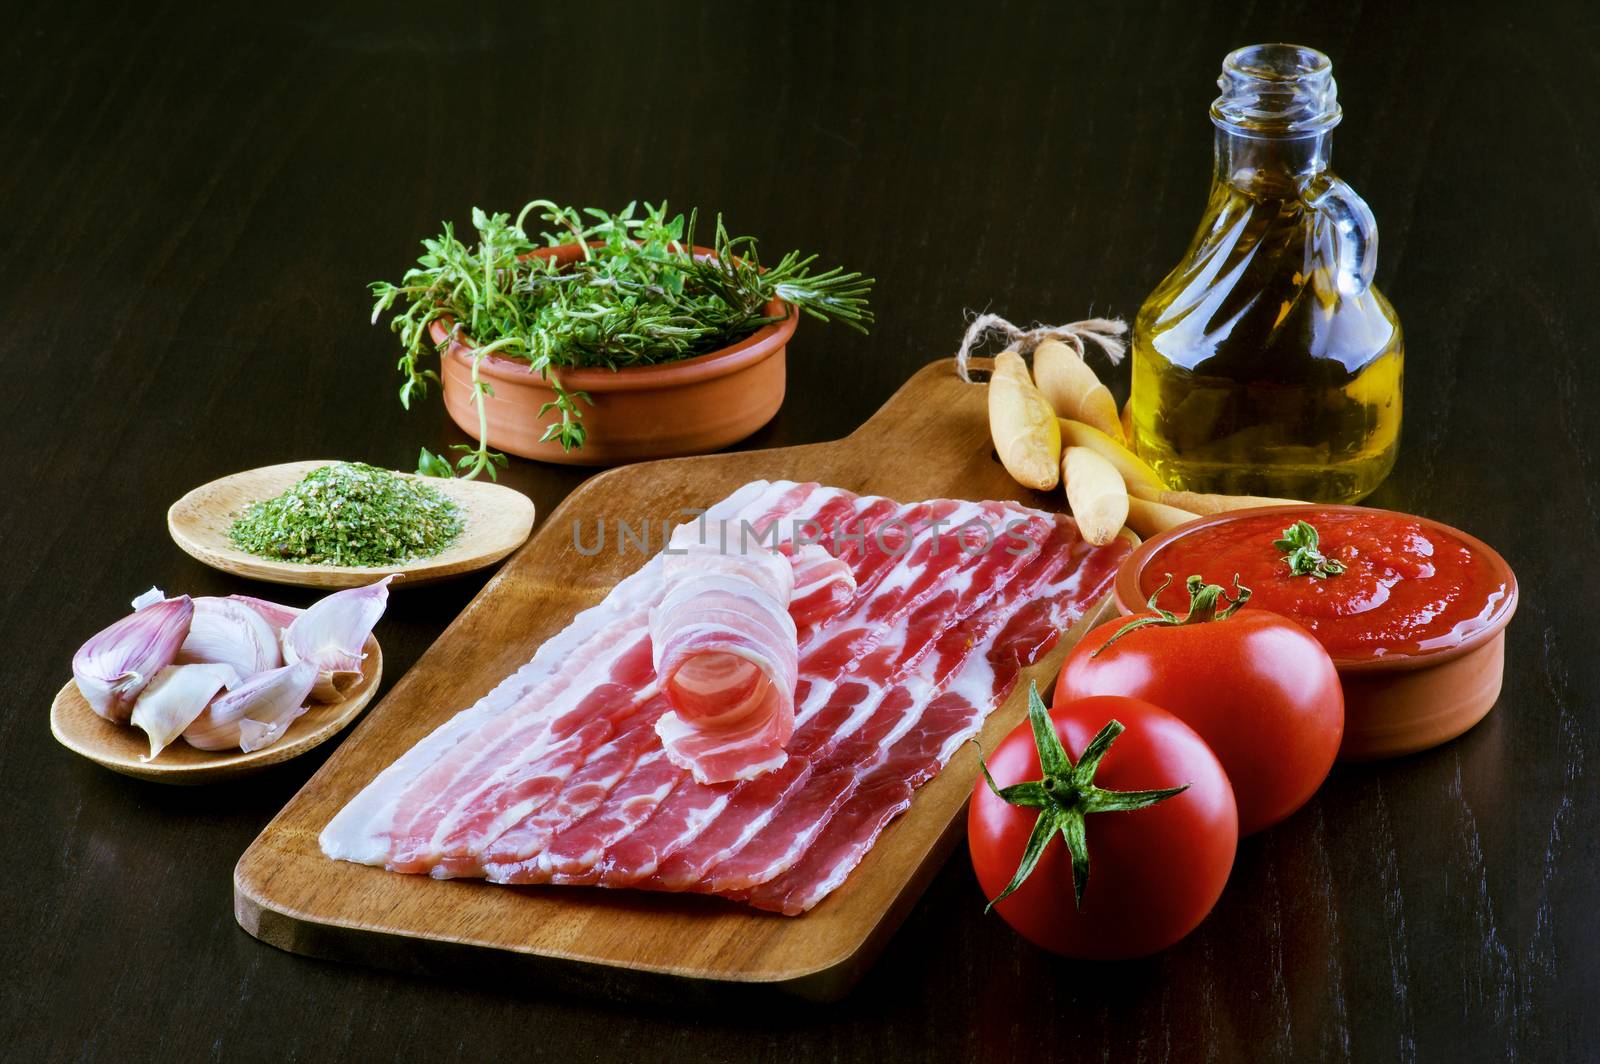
(6, 2, 1596, 1060)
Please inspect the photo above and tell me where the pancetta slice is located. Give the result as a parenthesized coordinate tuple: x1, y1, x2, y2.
(650, 520, 801, 784)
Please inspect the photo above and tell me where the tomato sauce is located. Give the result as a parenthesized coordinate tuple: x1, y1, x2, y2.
(1140, 510, 1512, 660)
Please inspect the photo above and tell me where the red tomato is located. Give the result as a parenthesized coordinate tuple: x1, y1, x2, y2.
(1056, 578, 1343, 835)
(968, 690, 1237, 959)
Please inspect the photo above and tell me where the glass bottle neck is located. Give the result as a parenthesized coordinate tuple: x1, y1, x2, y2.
(1213, 126, 1331, 197)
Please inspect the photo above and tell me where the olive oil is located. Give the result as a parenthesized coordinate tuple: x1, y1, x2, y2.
(1131, 45, 1402, 503)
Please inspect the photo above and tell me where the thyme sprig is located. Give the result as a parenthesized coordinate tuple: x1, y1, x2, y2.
(1275, 520, 1346, 578)
(370, 200, 874, 478)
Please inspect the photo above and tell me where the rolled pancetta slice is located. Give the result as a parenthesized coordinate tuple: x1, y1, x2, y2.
(651, 520, 803, 785)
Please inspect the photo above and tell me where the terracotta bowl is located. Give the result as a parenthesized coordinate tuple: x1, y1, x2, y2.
(434, 243, 795, 467)
(1112, 505, 1519, 761)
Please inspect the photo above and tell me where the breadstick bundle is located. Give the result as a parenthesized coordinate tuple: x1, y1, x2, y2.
(969, 314, 1304, 543)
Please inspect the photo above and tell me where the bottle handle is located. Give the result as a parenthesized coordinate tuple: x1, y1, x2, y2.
(1303, 175, 1378, 297)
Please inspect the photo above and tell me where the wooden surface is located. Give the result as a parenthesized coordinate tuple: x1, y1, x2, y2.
(168, 460, 536, 588)
(233, 361, 1130, 999)
(51, 635, 382, 784)
(5, 1, 1597, 1060)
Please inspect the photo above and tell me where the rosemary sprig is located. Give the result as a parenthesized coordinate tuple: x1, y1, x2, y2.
(371, 201, 874, 478)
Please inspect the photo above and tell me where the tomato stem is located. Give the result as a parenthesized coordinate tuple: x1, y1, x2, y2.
(1090, 573, 1252, 658)
(974, 683, 1189, 912)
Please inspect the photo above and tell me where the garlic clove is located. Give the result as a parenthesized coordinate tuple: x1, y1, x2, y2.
(129, 663, 238, 761)
(238, 706, 309, 753)
(175, 597, 283, 677)
(183, 658, 317, 752)
(283, 577, 392, 702)
(227, 594, 302, 632)
(303, 671, 352, 704)
(72, 595, 194, 723)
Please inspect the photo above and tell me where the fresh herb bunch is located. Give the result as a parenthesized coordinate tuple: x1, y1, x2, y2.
(1275, 520, 1346, 579)
(229, 462, 464, 567)
(370, 200, 875, 479)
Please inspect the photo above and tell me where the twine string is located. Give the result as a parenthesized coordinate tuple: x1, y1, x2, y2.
(953, 313, 1129, 382)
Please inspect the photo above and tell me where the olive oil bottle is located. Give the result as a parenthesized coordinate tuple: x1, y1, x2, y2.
(1131, 44, 1402, 502)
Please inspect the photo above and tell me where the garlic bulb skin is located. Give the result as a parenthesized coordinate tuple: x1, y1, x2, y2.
(72, 595, 194, 723)
(175, 597, 282, 677)
(182, 658, 317, 752)
(129, 663, 238, 761)
(283, 577, 392, 701)
(131, 587, 166, 610)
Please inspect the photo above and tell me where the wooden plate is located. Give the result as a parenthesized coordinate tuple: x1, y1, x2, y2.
(167, 462, 536, 589)
(51, 635, 382, 784)
(234, 359, 1135, 1000)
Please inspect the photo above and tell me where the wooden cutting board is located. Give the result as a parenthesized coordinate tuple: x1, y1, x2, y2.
(233, 358, 1130, 1001)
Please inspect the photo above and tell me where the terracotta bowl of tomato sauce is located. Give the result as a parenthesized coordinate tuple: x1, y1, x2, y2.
(1112, 505, 1518, 761)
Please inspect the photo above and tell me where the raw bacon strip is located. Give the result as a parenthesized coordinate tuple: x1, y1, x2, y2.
(636, 505, 1045, 891)
(320, 479, 818, 866)
(478, 718, 664, 875)
(391, 485, 868, 876)
(793, 501, 993, 683)
(385, 620, 658, 855)
(583, 509, 900, 886)
(632, 505, 1006, 890)
(385, 633, 657, 872)
(745, 774, 912, 915)
(489, 494, 905, 885)
(591, 758, 812, 887)
(487, 726, 683, 886)
(428, 695, 666, 879)
(398, 718, 612, 878)
(650, 520, 798, 785)
(701, 762, 866, 895)
(543, 749, 685, 885)
(410, 484, 845, 864)
(481, 527, 876, 878)
(693, 685, 925, 896)
(490, 523, 861, 889)
(423, 490, 865, 873)
(783, 544, 856, 630)
(743, 686, 982, 914)
(625, 757, 839, 892)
